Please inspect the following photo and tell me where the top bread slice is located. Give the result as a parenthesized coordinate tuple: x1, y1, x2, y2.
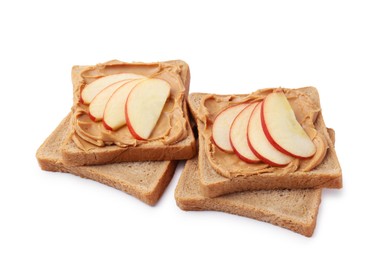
(61, 60, 196, 166)
(188, 87, 342, 197)
(36, 114, 177, 206)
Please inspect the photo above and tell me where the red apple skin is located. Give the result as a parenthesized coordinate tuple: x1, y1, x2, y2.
(261, 97, 311, 159)
(211, 131, 234, 153)
(247, 103, 290, 167)
(229, 125, 261, 164)
(247, 136, 288, 167)
(79, 87, 85, 104)
(125, 97, 146, 141)
(102, 119, 113, 131)
(88, 112, 97, 122)
(231, 143, 261, 163)
(211, 105, 233, 153)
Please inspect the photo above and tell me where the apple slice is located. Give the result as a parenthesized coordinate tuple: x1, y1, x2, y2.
(80, 73, 146, 104)
(229, 103, 260, 163)
(261, 91, 316, 158)
(102, 79, 144, 131)
(125, 78, 171, 140)
(247, 102, 293, 166)
(212, 104, 248, 153)
(88, 79, 132, 122)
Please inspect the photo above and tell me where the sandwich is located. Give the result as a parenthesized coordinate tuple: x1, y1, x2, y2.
(187, 87, 342, 197)
(37, 60, 196, 205)
(62, 60, 196, 166)
(175, 86, 341, 236)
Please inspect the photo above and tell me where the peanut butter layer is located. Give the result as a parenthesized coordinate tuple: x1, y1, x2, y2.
(71, 60, 189, 151)
(196, 88, 328, 179)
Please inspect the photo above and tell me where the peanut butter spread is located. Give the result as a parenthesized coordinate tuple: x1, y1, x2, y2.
(196, 88, 328, 178)
(71, 60, 189, 150)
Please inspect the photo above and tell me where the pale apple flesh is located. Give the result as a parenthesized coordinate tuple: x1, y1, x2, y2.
(212, 104, 248, 153)
(125, 78, 171, 140)
(80, 73, 145, 104)
(88, 80, 132, 122)
(229, 103, 260, 163)
(247, 102, 293, 166)
(103, 79, 144, 131)
(261, 91, 316, 158)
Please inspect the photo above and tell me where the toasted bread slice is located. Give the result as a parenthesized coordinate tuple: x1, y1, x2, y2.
(188, 87, 342, 197)
(36, 114, 177, 206)
(62, 60, 196, 166)
(175, 156, 321, 237)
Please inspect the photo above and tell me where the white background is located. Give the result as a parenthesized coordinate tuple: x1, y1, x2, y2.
(1, 0, 372, 259)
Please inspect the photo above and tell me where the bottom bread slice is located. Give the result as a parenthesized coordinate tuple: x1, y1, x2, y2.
(175, 157, 322, 237)
(36, 114, 177, 206)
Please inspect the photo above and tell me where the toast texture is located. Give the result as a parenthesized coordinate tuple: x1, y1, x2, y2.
(187, 87, 342, 197)
(61, 60, 196, 166)
(175, 156, 322, 237)
(36, 114, 177, 206)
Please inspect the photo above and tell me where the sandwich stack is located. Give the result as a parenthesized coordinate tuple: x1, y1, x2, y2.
(37, 60, 196, 205)
(175, 87, 342, 237)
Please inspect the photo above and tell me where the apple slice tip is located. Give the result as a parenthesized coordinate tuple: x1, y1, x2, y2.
(231, 144, 261, 164)
(88, 112, 98, 122)
(102, 120, 113, 131)
(246, 138, 285, 167)
(126, 119, 145, 140)
(212, 134, 234, 153)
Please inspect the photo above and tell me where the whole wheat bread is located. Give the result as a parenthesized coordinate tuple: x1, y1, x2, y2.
(61, 60, 196, 166)
(36, 114, 177, 206)
(175, 156, 322, 237)
(187, 88, 342, 197)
